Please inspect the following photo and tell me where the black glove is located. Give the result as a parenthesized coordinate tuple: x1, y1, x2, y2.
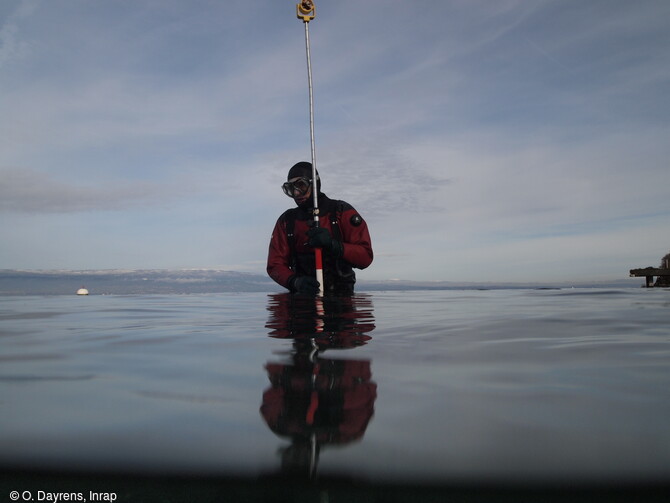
(289, 275, 320, 295)
(307, 227, 343, 257)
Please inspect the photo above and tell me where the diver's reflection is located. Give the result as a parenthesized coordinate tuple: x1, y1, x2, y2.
(261, 293, 377, 479)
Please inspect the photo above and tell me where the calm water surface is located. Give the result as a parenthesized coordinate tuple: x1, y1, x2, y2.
(1, 289, 669, 484)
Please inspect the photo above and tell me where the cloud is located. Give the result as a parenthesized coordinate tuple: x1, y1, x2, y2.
(0, 0, 37, 69)
(315, 135, 453, 218)
(0, 168, 195, 213)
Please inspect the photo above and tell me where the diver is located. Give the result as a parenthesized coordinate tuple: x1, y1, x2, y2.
(267, 162, 373, 295)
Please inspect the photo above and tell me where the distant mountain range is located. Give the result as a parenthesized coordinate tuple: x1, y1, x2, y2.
(0, 269, 639, 295)
(0, 269, 281, 295)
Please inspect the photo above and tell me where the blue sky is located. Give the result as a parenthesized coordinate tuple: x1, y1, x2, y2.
(1, 0, 669, 283)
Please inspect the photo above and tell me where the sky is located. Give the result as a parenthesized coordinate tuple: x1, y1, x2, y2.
(1, 0, 669, 283)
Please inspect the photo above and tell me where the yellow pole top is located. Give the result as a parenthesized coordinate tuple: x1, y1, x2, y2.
(297, 0, 315, 23)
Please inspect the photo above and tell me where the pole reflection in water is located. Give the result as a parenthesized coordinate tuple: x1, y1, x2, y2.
(261, 293, 377, 479)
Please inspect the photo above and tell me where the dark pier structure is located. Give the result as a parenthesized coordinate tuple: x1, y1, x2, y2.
(629, 267, 670, 288)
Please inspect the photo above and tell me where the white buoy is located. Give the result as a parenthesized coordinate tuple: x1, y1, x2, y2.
(76, 287, 89, 295)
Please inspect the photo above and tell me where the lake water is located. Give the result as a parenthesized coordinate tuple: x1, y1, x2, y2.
(1, 289, 669, 495)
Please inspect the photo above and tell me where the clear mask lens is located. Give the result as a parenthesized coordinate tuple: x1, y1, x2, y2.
(282, 178, 311, 198)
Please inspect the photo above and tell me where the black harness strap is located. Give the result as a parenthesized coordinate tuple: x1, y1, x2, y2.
(282, 209, 298, 272)
(329, 202, 344, 243)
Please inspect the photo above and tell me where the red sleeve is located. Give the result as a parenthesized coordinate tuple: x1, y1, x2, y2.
(339, 208, 373, 269)
(267, 217, 294, 289)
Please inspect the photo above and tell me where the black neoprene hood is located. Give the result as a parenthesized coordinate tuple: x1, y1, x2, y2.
(288, 162, 321, 191)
